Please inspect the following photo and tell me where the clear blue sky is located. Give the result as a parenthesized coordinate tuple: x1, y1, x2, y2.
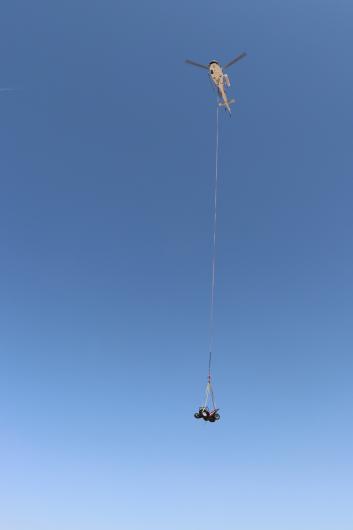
(1, 0, 353, 528)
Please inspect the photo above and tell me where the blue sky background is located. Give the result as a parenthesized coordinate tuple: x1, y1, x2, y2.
(1, 0, 353, 528)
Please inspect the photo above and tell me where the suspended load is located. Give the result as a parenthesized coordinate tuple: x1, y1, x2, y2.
(194, 363, 220, 423)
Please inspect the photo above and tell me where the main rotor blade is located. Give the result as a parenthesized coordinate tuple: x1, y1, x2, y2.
(185, 59, 209, 70)
(223, 52, 247, 69)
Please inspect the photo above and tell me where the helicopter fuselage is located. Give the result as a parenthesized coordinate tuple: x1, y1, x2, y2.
(208, 61, 232, 114)
(208, 61, 224, 86)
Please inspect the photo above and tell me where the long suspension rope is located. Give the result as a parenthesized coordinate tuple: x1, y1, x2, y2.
(208, 104, 220, 385)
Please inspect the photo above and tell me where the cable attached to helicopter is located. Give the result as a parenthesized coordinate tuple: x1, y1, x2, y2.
(209, 104, 219, 361)
(194, 104, 220, 423)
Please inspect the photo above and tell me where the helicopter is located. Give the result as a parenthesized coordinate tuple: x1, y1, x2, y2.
(185, 52, 246, 115)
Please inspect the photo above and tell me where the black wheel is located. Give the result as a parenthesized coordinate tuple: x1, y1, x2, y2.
(209, 417, 216, 423)
(194, 413, 201, 419)
(214, 413, 220, 420)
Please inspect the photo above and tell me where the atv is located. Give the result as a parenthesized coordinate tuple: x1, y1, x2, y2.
(194, 406, 220, 422)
